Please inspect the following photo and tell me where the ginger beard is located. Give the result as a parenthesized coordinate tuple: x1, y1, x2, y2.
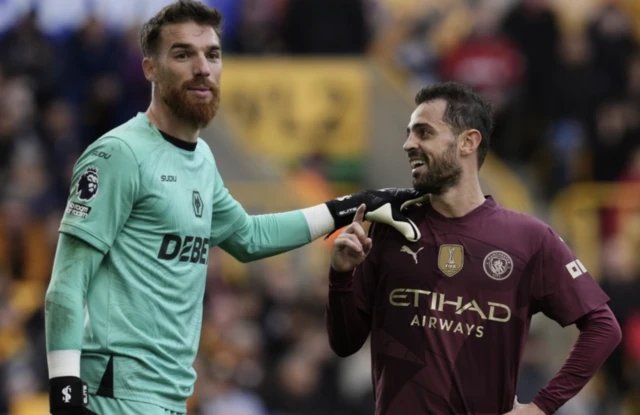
(157, 71, 221, 128)
(412, 140, 463, 195)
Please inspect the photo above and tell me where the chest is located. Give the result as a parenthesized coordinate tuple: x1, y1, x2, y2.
(376, 232, 532, 320)
(132, 151, 214, 235)
(385, 232, 525, 278)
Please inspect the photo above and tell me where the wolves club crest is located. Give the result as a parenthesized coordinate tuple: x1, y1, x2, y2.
(77, 166, 99, 202)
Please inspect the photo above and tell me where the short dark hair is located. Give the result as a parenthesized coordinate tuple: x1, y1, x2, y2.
(140, 0, 223, 58)
(414, 82, 494, 169)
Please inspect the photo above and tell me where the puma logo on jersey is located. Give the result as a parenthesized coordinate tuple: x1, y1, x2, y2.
(62, 385, 72, 403)
(401, 245, 424, 264)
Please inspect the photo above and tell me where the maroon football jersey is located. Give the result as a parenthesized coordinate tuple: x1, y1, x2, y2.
(350, 197, 609, 415)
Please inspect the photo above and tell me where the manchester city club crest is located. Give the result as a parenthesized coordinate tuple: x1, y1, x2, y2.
(483, 250, 514, 281)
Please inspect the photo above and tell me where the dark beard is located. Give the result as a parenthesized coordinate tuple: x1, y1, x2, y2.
(159, 78, 220, 128)
(412, 144, 462, 195)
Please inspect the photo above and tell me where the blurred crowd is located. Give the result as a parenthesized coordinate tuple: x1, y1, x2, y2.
(0, 0, 639, 414)
(385, 0, 640, 200)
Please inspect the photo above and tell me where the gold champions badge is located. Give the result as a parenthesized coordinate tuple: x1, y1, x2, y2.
(438, 245, 464, 277)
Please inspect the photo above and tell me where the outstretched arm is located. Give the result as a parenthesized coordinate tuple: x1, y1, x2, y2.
(209, 165, 423, 262)
(217, 209, 316, 263)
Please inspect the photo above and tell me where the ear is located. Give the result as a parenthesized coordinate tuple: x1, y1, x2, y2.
(142, 57, 157, 82)
(459, 129, 482, 158)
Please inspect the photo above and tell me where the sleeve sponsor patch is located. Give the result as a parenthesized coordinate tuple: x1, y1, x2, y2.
(65, 201, 92, 219)
(76, 166, 99, 202)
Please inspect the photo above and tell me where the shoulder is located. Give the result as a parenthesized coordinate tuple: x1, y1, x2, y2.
(491, 204, 558, 252)
(83, 135, 138, 166)
(73, 136, 140, 187)
(495, 204, 550, 233)
(91, 114, 162, 160)
(70, 136, 140, 201)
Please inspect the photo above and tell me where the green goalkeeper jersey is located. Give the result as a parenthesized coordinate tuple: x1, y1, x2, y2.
(57, 113, 310, 412)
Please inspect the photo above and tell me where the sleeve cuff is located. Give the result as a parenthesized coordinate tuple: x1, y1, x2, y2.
(301, 203, 335, 240)
(48, 350, 81, 378)
(532, 395, 553, 415)
(59, 223, 110, 254)
(329, 267, 354, 290)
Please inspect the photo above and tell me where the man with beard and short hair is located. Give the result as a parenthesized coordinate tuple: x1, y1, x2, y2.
(325, 82, 622, 415)
(43, 2, 426, 415)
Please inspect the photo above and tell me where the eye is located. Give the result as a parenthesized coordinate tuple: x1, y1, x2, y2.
(174, 52, 189, 60)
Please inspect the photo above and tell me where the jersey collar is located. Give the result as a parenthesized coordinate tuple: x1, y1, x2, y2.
(158, 130, 197, 152)
(137, 112, 198, 152)
(425, 196, 497, 224)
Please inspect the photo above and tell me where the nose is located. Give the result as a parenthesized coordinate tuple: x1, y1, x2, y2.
(403, 134, 418, 153)
(193, 53, 211, 77)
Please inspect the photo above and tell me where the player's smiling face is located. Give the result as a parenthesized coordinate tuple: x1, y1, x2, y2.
(403, 99, 463, 195)
(152, 21, 223, 128)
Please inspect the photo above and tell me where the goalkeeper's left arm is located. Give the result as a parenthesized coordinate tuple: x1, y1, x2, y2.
(212, 186, 424, 263)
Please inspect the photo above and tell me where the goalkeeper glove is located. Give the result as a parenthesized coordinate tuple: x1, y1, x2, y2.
(325, 188, 426, 242)
(49, 376, 93, 415)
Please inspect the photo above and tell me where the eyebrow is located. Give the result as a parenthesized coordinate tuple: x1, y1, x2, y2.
(406, 122, 436, 137)
(169, 43, 221, 52)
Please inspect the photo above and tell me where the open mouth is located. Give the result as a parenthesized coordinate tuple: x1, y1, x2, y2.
(410, 159, 427, 176)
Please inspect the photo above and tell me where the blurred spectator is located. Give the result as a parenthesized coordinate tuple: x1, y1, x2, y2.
(502, 0, 559, 106)
(440, 0, 525, 163)
(602, 145, 640, 241)
(265, 349, 335, 415)
(588, 99, 639, 182)
(336, 339, 374, 415)
(194, 352, 268, 415)
(209, 0, 244, 51)
(59, 16, 123, 144)
(228, 0, 286, 54)
(600, 233, 640, 413)
(37, 98, 81, 207)
(588, 1, 638, 98)
(282, 0, 370, 55)
(441, 1, 524, 111)
(114, 26, 151, 125)
(0, 10, 57, 106)
(548, 32, 607, 123)
(543, 31, 608, 196)
(501, 0, 560, 163)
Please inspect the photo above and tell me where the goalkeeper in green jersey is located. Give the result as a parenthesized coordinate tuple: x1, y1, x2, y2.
(44, 1, 423, 414)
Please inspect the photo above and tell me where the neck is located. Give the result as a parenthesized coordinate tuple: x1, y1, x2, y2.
(429, 171, 485, 218)
(145, 97, 200, 143)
